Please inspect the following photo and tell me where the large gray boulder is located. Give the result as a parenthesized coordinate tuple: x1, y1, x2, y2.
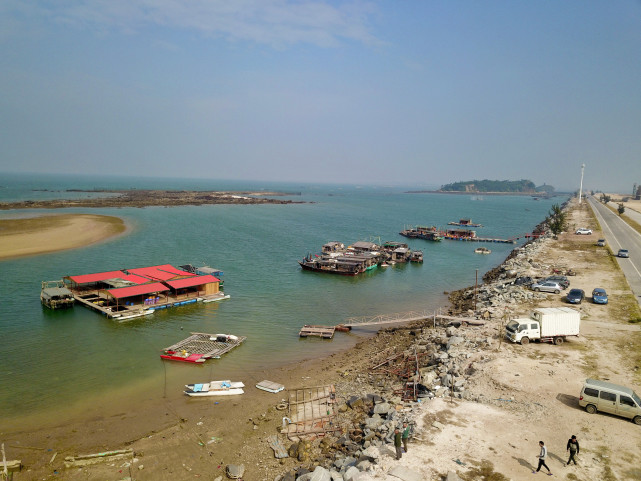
(343, 466, 360, 481)
(297, 466, 331, 481)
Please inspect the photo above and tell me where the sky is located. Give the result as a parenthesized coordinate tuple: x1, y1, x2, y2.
(1, 1, 640, 192)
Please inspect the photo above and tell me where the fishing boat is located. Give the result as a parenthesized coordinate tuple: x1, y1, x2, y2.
(475, 247, 491, 254)
(41, 280, 75, 309)
(184, 380, 245, 396)
(255, 380, 285, 393)
(399, 225, 444, 241)
(448, 218, 483, 227)
(410, 250, 424, 262)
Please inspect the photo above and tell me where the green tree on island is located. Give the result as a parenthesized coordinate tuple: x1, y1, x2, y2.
(546, 204, 567, 236)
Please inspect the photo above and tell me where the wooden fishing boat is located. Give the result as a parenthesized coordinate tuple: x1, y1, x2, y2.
(399, 225, 444, 241)
(41, 280, 75, 309)
(448, 218, 483, 227)
(184, 380, 245, 396)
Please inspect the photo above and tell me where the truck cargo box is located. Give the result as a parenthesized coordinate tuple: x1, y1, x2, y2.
(531, 307, 580, 337)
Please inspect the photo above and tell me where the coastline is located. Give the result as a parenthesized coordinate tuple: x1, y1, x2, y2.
(5, 199, 641, 481)
(0, 214, 127, 260)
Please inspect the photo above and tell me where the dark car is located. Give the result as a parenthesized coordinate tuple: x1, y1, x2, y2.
(592, 288, 608, 304)
(514, 276, 533, 286)
(566, 288, 585, 304)
(545, 275, 570, 289)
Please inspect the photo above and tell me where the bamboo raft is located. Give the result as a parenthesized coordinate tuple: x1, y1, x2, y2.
(299, 325, 336, 339)
(161, 332, 246, 360)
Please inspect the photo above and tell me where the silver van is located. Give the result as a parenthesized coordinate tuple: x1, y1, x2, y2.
(579, 379, 641, 424)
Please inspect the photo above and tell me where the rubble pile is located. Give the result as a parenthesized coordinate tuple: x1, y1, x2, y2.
(273, 323, 497, 481)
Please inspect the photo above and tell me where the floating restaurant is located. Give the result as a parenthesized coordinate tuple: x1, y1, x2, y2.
(58, 264, 226, 320)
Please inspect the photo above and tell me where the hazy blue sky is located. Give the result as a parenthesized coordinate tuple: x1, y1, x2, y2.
(1, 1, 640, 192)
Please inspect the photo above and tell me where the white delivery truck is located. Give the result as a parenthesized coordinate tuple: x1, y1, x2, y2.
(505, 307, 580, 345)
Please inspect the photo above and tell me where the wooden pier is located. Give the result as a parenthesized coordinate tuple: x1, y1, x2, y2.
(299, 325, 336, 339)
(338, 310, 485, 329)
(73, 290, 229, 321)
(162, 332, 246, 360)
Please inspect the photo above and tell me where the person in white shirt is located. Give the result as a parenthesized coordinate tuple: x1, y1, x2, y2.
(534, 440, 552, 475)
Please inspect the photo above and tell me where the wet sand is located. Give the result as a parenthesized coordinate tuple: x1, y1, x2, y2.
(0, 214, 127, 260)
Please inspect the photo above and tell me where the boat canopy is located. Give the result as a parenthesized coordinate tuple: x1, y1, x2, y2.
(165, 274, 220, 289)
(106, 282, 169, 299)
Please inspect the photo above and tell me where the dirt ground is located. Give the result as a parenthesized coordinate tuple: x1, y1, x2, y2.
(4, 199, 641, 481)
(387, 199, 641, 481)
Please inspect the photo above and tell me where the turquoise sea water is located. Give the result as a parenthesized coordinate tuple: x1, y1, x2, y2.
(0, 173, 562, 429)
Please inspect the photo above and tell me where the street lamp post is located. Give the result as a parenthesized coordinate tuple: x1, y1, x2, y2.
(579, 163, 585, 204)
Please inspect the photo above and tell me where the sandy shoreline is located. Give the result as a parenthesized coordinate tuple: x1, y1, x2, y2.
(0, 214, 127, 260)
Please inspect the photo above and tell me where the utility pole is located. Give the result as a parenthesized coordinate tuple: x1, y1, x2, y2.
(579, 163, 585, 204)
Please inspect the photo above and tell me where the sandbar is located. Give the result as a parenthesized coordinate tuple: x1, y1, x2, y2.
(0, 214, 126, 260)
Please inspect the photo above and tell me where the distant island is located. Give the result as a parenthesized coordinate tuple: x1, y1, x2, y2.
(0, 189, 302, 210)
(407, 179, 556, 195)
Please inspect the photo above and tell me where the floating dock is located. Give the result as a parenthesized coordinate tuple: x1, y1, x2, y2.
(161, 332, 246, 362)
(299, 325, 336, 339)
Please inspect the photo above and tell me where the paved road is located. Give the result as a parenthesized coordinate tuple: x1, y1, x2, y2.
(588, 196, 641, 308)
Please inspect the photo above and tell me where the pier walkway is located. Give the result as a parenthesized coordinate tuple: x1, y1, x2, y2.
(337, 310, 485, 329)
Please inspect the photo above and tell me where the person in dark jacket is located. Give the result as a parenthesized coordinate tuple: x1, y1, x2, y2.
(393, 427, 402, 460)
(402, 422, 411, 453)
(566, 435, 580, 465)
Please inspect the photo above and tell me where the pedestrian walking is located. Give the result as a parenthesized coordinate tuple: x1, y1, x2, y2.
(393, 427, 402, 460)
(534, 441, 552, 475)
(566, 435, 579, 466)
(402, 422, 411, 453)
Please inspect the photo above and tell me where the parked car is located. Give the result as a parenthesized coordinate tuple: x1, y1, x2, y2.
(531, 281, 563, 294)
(566, 288, 585, 304)
(514, 276, 533, 286)
(592, 288, 608, 304)
(579, 379, 641, 425)
(596, 239, 606, 247)
(618, 249, 629, 258)
(575, 228, 593, 235)
(544, 275, 570, 289)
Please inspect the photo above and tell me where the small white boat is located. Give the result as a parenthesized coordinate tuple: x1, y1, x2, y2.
(255, 380, 285, 393)
(184, 380, 245, 397)
(202, 294, 231, 303)
(474, 247, 491, 254)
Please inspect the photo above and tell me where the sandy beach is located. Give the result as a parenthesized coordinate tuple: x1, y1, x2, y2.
(0, 214, 127, 260)
(3, 199, 641, 481)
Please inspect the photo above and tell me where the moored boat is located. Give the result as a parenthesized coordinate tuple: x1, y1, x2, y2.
(400, 225, 444, 241)
(448, 218, 483, 227)
(41, 280, 75, 309)
(184, 380, 245, 396)
(475, 247, 491, 254)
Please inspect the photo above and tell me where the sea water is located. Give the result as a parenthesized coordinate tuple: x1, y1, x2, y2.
(0, 173, 561, 428)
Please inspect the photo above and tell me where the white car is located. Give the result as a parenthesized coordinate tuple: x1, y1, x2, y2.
(575, 228, 592, 235)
